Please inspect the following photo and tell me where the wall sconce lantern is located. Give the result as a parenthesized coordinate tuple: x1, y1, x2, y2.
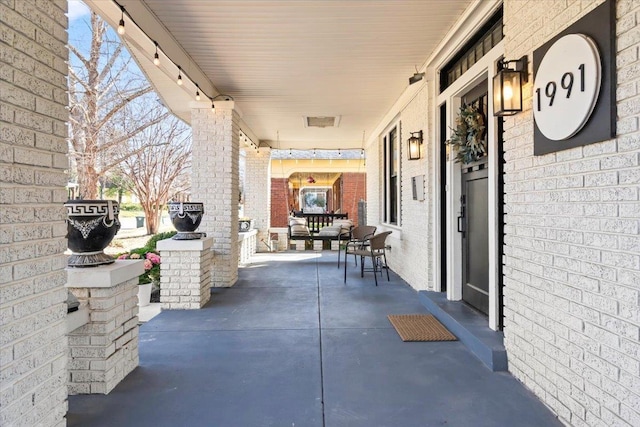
(407, 130, 423, 160)
(493, 56, 528, 116)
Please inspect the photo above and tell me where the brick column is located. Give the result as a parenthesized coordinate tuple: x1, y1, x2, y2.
(1, 1, 70, 425)
(66, 261, 143, 395)
(340, 172, 366, 225)
(243, 147, 271, 251)
(157, 237, 213, 309)
(270, 177, 290, 227)
(191, 102, 239, 287)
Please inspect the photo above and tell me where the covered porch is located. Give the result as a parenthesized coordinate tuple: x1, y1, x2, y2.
(67, 252, 560, 426)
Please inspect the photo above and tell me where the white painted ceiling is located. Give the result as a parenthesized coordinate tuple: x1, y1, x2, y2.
(92, 0, 473, 150)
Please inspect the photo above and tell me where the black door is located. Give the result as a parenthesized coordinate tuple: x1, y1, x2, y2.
(459, 83, 489, 315)
(460, 164, 489, 314)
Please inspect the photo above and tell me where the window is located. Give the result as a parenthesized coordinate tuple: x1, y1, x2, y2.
(383, 123, 400, 225)
(440, 7, 503, 92)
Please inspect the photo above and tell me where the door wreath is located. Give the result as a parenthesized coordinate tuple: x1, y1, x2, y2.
(446, 105, 487, 164)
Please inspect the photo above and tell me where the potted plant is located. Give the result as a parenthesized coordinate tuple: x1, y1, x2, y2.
(117, 250, 161, 306)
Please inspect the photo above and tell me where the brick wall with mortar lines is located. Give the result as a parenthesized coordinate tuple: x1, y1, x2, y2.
(0, 0, 70, 425)
(243, 147, 271, 250)
(365, 85, 433, 290)
(270, 177, 290, 227)
(160, 248, 212, 309)
(503, 1, 640, 425)
(340, 172, 366, 226)
(67, 278, 139, 394)
(191, 108, 240, 287)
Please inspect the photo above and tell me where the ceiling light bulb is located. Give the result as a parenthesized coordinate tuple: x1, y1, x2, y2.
(211, 102, 215, 111)
(195, 88, 201, 101)
(153, 43, 160, 66)
(117, 7, 125, 35)
(177, 67, 183, 85)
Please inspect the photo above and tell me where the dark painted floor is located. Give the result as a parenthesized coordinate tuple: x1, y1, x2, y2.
(68, 251, 561, 427)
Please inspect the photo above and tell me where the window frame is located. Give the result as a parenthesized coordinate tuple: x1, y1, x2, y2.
(381, 121, 401, 226)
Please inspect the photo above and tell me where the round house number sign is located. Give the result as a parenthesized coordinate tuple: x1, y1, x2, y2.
(533, 34, 601, 141)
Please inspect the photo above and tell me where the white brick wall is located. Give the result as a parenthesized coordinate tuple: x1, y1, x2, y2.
(0, 0, 69, 425)
(67, 271, 140, 395)
(158, 237, 213, 309)
(365, 80, 433, 290)
(191, 106, 240, 287)
(243, 147, 271, 250)
(503, 1, 640, 425)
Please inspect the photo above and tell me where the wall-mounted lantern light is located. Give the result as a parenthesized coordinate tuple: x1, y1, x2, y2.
(493, 56, 528, 116)
(407, 130, 423, 160)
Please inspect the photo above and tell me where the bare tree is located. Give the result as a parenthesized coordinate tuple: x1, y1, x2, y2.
(117, 117, 192, 234)
(68, 11, 169, 199)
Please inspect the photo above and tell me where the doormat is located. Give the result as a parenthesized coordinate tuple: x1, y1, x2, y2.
(387, 314, 457, 342)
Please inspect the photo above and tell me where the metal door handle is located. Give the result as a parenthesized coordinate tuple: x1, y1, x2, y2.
(457, 215, 464, 233)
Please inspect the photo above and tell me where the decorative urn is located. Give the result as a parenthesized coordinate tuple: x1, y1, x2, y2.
(168, 202, 206, 240)
(65, 199, 120, 267)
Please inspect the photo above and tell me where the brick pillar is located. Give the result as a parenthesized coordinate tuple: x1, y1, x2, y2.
(157, 237, 213, 309)
(191, 102, 239, 287)
(270, 177, 290, 227)
(66, 261, 142, 395)
(0, 1, 70, 425)
(341, 173, 366, 225)
(243, 147, 271, 251)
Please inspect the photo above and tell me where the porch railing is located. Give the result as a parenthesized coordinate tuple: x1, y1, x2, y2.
(294, 212, 349, 233)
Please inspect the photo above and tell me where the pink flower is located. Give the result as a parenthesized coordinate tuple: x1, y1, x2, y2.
(117, 254, 129, 260)
(143, 259, 153, 271)
(146, 252, 161, 264)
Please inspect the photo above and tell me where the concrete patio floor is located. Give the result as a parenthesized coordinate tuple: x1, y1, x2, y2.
(67, 251, 561, 427)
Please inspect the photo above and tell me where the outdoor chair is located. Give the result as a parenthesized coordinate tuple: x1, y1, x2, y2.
(344, 231, 392, 286)
(339, 225, 377, 268)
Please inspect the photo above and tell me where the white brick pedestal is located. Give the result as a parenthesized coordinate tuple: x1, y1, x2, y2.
(313, 240, 323, 251)
(295, 240, 306, 251)
(157, 237, 214, 309)
(66, 260, 143, 395)
(331, 240, 340, 251)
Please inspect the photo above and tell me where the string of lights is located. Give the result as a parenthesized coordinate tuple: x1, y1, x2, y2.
(112, 0, 232, 112)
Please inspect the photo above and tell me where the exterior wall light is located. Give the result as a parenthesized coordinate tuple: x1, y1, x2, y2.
(407, 130, 423, 160)
(493, 56, 528, 116)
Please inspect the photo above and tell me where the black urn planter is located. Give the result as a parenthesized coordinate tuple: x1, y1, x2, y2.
(168, 202, 206, 240)
(65, 199, 120, 267)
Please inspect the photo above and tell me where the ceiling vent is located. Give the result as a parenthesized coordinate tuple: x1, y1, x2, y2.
(304, 116, 341, 128)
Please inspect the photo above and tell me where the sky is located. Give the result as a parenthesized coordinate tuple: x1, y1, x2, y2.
(68, 0, 90, 23)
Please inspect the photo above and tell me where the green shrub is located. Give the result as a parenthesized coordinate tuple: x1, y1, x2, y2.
(119, 203, 142, 211)
(144, 231, 177, 250)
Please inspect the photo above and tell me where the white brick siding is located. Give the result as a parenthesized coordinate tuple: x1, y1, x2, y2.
(503, 1, 640, 425)
(243, 147, 271, 251)
(66, 262, 141, 395)
(0, 0, 69, 425)
(158, 237, 214, 309)
(191, 106, 240, 287)
(365, 76, 433, 290)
